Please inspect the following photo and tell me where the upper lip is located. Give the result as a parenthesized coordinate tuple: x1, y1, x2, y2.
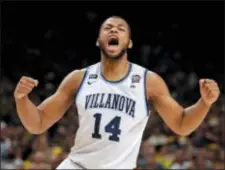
(108, 34, 119, 40)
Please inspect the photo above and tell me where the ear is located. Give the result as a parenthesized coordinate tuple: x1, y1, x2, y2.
(96, 39, 99, 46)
(128, 40, 133, 49)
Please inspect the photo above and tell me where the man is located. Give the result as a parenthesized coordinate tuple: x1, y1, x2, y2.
(14, 16, 220, 169)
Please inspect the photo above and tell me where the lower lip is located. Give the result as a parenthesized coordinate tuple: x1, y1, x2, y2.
(106, 45, 119, 52)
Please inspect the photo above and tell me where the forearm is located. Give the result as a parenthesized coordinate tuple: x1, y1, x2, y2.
(147, 73, 219, 137)
(15, 97, 42, 134)
(180, 98, 210, 135)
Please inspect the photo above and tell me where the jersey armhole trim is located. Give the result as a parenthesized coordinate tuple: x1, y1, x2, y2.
(144, 69, 150, 116)
(74, 68, 89, 102)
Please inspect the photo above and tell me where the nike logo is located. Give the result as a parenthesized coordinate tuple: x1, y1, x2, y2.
(130, 84, 136, 88)
(88, 81, 95, 85)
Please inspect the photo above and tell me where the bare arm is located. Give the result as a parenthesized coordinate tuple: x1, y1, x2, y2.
(14, 70, 85, 134)
(146, 71, 220, 136)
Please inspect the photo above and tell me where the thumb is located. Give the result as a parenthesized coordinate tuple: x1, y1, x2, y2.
(34, 79, 39, 87)
(199, 79, 205, 89)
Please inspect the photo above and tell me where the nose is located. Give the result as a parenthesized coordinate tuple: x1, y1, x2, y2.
(110, 27, 118, 34)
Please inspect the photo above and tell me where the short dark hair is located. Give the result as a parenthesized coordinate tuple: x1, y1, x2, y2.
(99, 15, 132, 39)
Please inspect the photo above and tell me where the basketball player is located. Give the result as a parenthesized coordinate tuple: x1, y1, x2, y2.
(14, 16, 220, 169)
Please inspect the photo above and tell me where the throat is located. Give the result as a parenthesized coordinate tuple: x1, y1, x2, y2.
(100, 60, 131, 82)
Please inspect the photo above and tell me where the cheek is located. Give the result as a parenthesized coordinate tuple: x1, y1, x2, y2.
(120, 39, 129, 47)
(100, 32, 108, 41)
(120, 35, 129, 44)
(99, 38, 108, 46)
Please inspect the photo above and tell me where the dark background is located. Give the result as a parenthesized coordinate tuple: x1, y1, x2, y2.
(2, 2, 224, 82)
(1, 1, 224, 169)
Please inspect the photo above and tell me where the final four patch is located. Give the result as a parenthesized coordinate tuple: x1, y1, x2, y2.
(89, 74, 98, 79)
(131, 75, 141, 83)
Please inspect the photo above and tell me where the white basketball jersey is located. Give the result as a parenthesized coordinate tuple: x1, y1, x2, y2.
(68, 62, 151, 169)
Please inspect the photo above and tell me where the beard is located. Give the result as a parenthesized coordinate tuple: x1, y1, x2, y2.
(102, 48, 127, 60)
(98, 41, 128, 60)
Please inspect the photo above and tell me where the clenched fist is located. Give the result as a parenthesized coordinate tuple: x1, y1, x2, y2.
(14, 76, 39, 100)
(199, 79, 220, 107)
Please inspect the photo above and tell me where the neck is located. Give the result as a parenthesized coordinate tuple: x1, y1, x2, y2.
(100, 52, 130, 82)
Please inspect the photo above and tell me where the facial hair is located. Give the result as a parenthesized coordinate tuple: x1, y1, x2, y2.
(98, 40, 128, 60)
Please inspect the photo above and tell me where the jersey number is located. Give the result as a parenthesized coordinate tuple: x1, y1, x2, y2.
(92, 113, 121, 142)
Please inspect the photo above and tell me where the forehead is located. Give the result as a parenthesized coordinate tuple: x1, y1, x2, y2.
(102, 17, 129, 28)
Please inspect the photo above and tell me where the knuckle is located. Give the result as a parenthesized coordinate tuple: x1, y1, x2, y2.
(21, 78, 28, 83)
(19, 79, 24, 84)
(20, 81, 27, 87)
(21, 76, 27, 80)
(22, 76, 30, 81)
(17, 83, 22, 88)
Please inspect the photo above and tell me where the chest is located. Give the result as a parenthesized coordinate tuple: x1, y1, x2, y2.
(75, 79, 147, 121)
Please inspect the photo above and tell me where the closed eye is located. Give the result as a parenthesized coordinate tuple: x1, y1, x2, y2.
(104, 27, 111, 30)
(119, 28, 125, 31)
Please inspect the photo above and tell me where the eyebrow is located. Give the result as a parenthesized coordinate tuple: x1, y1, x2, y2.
(105, 23, 126, 27)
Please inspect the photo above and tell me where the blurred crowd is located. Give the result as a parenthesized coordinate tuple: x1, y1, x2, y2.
(1, 78, 79, 169)
(1, 69, 224, 169)
(137, 102, 225, 169)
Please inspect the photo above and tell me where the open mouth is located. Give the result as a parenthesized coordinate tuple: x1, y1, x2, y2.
(108, 38, 119, 46)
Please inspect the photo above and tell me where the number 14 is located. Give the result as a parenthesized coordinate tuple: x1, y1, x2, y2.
(92, 113, 122, 142)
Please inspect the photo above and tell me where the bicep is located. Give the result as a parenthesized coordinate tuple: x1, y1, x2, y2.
(37, 91, 72, 122)
(147, 72, 184, 133)
(37, 70, 82, 128)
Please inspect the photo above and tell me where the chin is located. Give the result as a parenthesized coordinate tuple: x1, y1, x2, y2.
(108, 51, 121, 57)
(108, 55, 122, 60)
(104, 48, 127, 60)
(106, 51, 125, 60)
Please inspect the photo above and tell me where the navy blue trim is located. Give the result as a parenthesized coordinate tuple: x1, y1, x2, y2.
(99, 62, 132, 84)
(69, 158, 87, 169)
(74, 69, 88, 102)
(144, 69, 150, 116)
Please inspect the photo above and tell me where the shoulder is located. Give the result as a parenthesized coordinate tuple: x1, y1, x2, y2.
(145, 70, 170, 100)
(58, 67, 89, 95)
(130, 63, 160, 81)
(146, 71, 164, 84)
(66, 68, 87, 85)
(64, 62, 100, 92)
(130, 63, 164, 85)
(130, 62, 146, 71)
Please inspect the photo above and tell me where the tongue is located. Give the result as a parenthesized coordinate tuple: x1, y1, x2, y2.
(107, 45, 118, 52)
